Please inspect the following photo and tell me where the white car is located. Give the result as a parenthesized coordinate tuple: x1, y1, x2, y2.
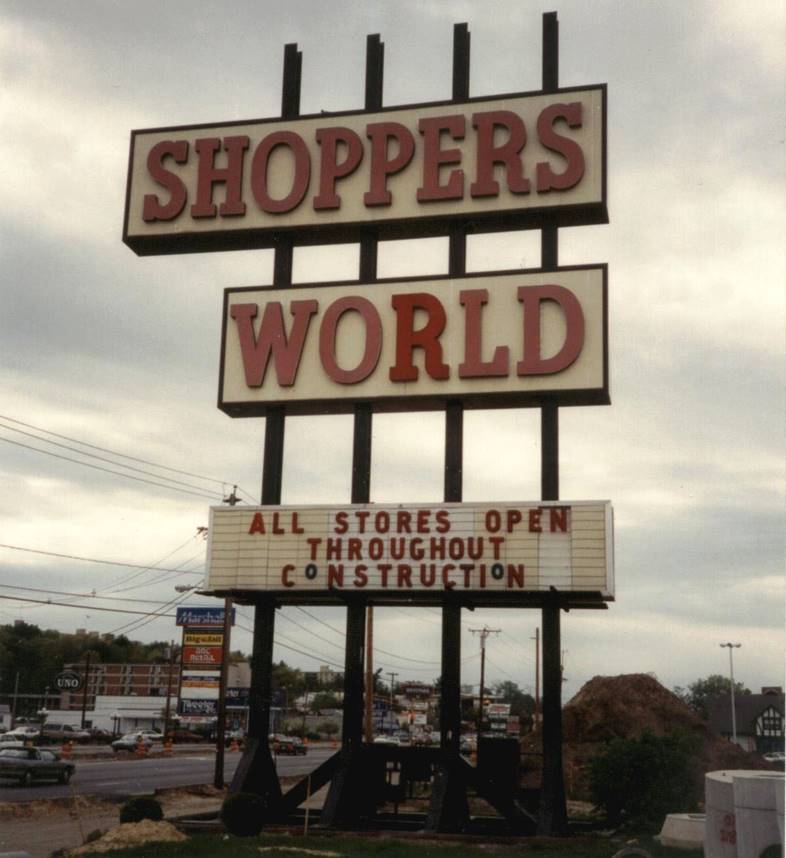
(5, 726, 41, 741)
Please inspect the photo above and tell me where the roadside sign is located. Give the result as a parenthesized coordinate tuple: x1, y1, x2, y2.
(54, 671, 83, 692)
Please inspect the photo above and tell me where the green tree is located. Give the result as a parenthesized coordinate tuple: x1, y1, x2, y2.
(310, 692, 340, 713)
(674, 674, 751, 720)
(590, 730, 703, 831)
(493, 680, 535, 716)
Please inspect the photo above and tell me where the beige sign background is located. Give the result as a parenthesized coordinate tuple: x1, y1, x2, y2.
(219, 266, 607, 415)
(205, 501, 614, 599)
(124, 87, 605, 253)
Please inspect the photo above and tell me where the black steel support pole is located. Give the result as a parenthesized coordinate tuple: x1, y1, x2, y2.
(427, 22, 471, 834)
(537, 11, 568, 837)
(231, 42, 302, 808)
(321, 34, 383, 830)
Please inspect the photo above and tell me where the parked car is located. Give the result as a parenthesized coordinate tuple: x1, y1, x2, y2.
(270, 734, 307, 755)
(169, 728, 205, 744)
(763, 751, 785, 765)
(136, 730, 163, 742)
(39, 723, 91, 744)
(0, 738, 23, 751)
(4, 725, 41, 742)
(0, 747, 75, 785)
(111, 732, 154, 753)
(372, 735, 400, 746)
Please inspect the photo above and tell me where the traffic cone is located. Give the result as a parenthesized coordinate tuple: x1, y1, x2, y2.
(135, 737, 147, 758)
(163, 738, 173, 756)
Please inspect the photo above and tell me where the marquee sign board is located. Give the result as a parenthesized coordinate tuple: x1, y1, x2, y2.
(219, 265, 607, 417)
(205, 501, 614, 606)
(123, 86, 606, 255)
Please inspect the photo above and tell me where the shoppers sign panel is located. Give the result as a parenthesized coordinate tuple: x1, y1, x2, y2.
(205, 501, 613, 601)
(124, 87, 606, 255)
(219, 266, 607, 416)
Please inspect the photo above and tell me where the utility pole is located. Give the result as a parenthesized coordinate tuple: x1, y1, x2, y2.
(532, 628, 540, 732)
(11, 672, 19, 729)
(469, 627, 500, 736)
(720, 642, 741, 744)
(364, 607, 374, 742)
(80, 652, 92, 729)
(387, 672, 398, 734)
(163, 640, 176, 738)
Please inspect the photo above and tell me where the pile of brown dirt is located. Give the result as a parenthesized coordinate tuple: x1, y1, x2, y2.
(67, 819, 188, 855)
(563, 673, 705, 743)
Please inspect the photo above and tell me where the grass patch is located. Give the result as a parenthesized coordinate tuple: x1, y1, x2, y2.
(76, 831, 697, 857)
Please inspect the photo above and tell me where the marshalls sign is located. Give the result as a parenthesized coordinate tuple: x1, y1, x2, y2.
(205, 501, 614, 606)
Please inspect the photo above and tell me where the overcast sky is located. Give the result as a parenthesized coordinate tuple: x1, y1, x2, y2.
(1, 0, 783, 703)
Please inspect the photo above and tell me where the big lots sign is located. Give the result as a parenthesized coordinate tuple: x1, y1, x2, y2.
(220, 266, 607, 415)
(205, 501, 614, 604)
(124, 87, 606, 255)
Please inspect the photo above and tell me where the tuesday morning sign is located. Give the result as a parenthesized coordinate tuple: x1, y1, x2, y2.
(205, 501, 614, 602)
(219, 266, 608, 416)
(123, 87, 606, 255)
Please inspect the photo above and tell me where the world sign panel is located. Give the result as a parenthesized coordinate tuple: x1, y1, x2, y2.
(124, 86, 606, 255)
(205, 501, 614, 603)
(219, 266, 607, 416)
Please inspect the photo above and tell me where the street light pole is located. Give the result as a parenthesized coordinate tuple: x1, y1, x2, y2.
(720, 642, 741, 744)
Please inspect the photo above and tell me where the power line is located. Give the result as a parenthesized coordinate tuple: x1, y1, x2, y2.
(0, 435, 222, 500)
(0, 413, 242, 491)
(0, 542, 205, 574)
(0, 593, 176, 617)
(0, 420, 227, 497)
(0, 583, 189, 605)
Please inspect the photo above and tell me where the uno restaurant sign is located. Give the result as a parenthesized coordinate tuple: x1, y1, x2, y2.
(124, 87, 606, 255)
(219, 266, 607, 416)
(205, 501, 614, 601)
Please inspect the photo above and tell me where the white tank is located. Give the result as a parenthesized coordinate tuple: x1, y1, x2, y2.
(704, 770, 784, 858)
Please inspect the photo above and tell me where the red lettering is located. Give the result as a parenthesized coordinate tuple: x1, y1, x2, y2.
(489, 536, 504, 559)
(378, 563, 391, 587)
(375, 511, 390, 533)
(142, 140, 189, 222)
(536, 103, 585, 192)
(272, 512, 285, 535)
(470, 110, 530, 197)
(190, 136, 249, 218)
(506, 509, 523, 532)
(314, 126, 364, 210)
(442, 564, 456, 589)
(389, 293, 449, 382)
(459, 289, 509, 378)
(306, 538, 321, 560)
(327, 564, 344, 588)
(410, 538, 424, 561)
(334, 511, 349, 534)
(248, 512, 265, 534)
(485, 509, 501, 533)
(507, 564, 525, 588)
(397, 564, 413, 588)
(319, 296, 382, 384)
(347, 538, 362, 561)
(353, 565, 368, 587)
(230, 300, 318, 387)
(435, 510, 451, 533)
(528, 508, 542, 533)
(417, 115, 465, 201)
(356, 511, 371, 533)
(282, 565, 295, 588)
(326, 538, 342, 560)
(416, 509, 431, 533)
(396, 511, 412, 533)
(517, 285, 585, 376)
(292, 512, 304, 534)
(250, 131, 310, 213)
(550, 507, 569, 532)
(364, 122, 416, 206)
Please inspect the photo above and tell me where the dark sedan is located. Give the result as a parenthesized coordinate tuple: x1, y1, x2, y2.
(0, 747, 75, 786)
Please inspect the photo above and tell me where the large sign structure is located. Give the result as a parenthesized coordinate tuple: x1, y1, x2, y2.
(125, 14, 612, 837)
(124, 87, 606, 255)
(219, 266, 607, 416)
(205, 501, 613, 604)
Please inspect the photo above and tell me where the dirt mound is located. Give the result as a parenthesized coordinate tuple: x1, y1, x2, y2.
(563, 673, 705, 742)
(67, 819, 188, 855)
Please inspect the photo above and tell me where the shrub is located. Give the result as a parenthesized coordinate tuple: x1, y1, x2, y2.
(119, 796, 164, 824)
(220, 792, 266, 837)
(589, 730, 702, 831)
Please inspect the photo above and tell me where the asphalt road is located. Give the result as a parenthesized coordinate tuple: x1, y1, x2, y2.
(0, 746, 335, 802)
